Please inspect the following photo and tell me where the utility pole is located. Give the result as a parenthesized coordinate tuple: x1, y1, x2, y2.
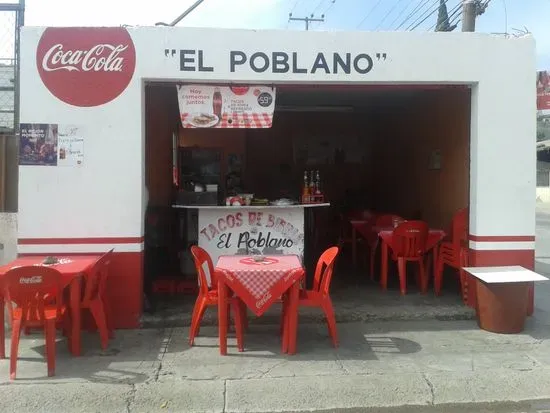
(461, 0, 489, 32)
(288, 13, 324, 31)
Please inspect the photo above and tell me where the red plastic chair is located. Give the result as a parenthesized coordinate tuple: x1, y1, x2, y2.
(435, 208, 469, 301)
(189, 246, 245, 349)
(282, 246, 340, 347)
(368, 214, 405, 279)
(81, 249, 114, 350)
(2, 266, 68, 379)
(389, 221, 429, 295)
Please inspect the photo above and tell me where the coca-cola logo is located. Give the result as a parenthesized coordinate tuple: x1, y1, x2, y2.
(19, 276, 43, 284)
(36, 27, 136, 107)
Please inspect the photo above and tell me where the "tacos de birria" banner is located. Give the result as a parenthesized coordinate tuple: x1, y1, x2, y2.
(198, 208, 304, 284)
(177, 84, 276, 129)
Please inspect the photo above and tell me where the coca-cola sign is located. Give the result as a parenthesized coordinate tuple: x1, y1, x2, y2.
(36, 27, 136, 107)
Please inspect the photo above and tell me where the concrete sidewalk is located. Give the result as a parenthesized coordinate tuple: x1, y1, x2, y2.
(3, 286, 550, 413)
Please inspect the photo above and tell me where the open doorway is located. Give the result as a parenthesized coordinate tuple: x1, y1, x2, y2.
(143, 82, 471, 318)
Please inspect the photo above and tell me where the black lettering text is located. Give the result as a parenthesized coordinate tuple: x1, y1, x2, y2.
(272, 52, 289, 73)
(230, 51, 247, 72)
(354, 53, 373, 74)
(333, 52, 351, 74)
(180, 50, 196, 72)
(311, 53, 330, 74)
(250, 52, 269, 73)
(198, 50, 213, 72)
(292, 52, 307, 73)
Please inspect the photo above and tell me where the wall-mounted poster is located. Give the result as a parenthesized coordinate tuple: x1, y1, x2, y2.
(177, 84, 276, 129)
(19, 123, 84, 166)
(537, 70, 550, 142)
(58, 125, 84, 167)
(19, 123, 58, 166)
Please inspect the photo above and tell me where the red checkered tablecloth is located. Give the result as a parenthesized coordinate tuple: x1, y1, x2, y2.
(216, 255, 304, 316)
(181, 112, 273, 129)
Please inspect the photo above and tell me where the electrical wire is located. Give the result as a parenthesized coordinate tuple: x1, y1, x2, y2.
(388, 0, 419, 30)
(312, 0, 327, 15)
(395, 0, 434, 30)
(290, 0, 301, 15)
(406, 0, 441, 30)
(374, 0, 409, 30)
(356, 0, 384, 29)
(428, 1, 461, 31)
(500, 0, 508, 35)
(410, 1, 447, 31)
(322, 0, 336, 16)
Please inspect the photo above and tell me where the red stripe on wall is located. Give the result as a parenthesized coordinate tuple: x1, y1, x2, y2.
(469, 235, 535, 242)
(18, 237, 144, 245)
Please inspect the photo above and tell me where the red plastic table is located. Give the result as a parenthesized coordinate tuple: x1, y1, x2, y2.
(216, 255, 304, 355)
(379, 229, 446, 293)
(0, 255, 101, 358)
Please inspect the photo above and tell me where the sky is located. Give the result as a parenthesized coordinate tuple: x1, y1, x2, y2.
(1, 0, 549, 69)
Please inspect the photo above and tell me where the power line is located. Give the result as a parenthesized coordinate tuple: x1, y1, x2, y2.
(356, 0, 384, 29)
(312, 0, 327, 15)
(395, 0, 434, 30)
(388, 0, 419, 30)
(375, 0, 409, 30)
(410, 0, 448, 31)
(290, 0, 301, 14)
(286, 0, 302, 28)
(322, 0, 336, 16)
(428, 1, 461, 31)
(406, 0, 441, 30)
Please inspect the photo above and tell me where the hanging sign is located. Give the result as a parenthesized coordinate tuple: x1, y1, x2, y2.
(177, 84, 275, 129)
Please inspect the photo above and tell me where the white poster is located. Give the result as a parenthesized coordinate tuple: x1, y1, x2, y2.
(58, 125, 84, 166)
(198, 208, 304, 274)
(177, 84, 276, 129)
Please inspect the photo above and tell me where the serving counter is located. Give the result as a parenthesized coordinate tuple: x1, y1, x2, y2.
(173, 203, 330, 285)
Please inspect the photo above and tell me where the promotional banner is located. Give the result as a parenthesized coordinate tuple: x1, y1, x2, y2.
(197, 208, 304, 282)
(537, 71, 550, 141)
(177, 84, 276, 129)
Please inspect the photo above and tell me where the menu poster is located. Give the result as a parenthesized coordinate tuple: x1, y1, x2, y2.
(177, 84, 276, 129)
(19, 123, 58, 166)
(537, 71, 550, 142)
(58, 125, 84, 167)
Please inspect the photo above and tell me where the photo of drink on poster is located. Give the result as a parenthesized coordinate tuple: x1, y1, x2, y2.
(58, 125, 84, 167)
(177, 84, 276, 129)
(19, 123, 58, 166)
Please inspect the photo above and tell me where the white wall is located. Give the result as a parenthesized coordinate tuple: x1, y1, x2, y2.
(18, 27, 537, 252)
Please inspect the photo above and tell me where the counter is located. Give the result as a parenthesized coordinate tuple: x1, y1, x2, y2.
(173, 203, 330, 283)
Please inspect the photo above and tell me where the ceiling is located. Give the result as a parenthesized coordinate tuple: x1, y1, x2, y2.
(275, 85, 468, 110)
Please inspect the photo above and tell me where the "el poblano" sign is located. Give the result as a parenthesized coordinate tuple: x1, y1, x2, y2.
(197, 208, 305, 270)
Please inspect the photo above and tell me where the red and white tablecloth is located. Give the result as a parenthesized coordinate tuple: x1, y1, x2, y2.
(181, 112, 273, 129)
(216, 255, 304, 316)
